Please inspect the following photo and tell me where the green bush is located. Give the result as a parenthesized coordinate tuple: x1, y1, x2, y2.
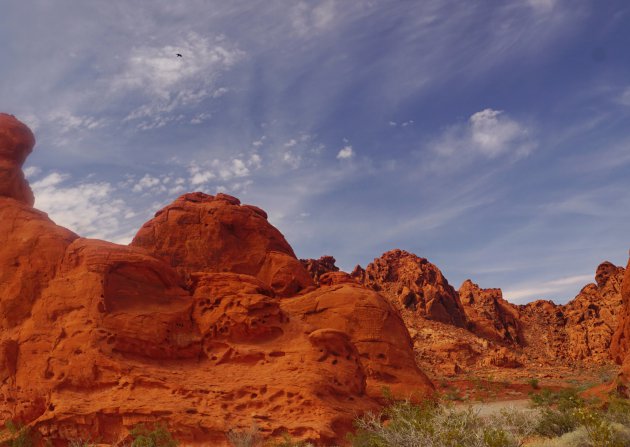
(1, 421, 34, 447)
(606, 397, 630, 425)
(129, 424, 178, 447)
(535, 407, 581, 438)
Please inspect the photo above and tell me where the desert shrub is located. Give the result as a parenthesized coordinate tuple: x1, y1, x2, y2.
(268, 433, 315, 447)
(349, 399, 535, 447)
(227, 424, 263, 447)
(535, 406, 581, 438)
(529, 387, 630, 446)
(606, 397, 630, 425)
(530, 388, 584, 410)
(1, 421, 34, 447)
(129, 424, 178, 447)
(529, 378, 540, 390)
(574, 407, 630, 447)
(530, 388, 586, 438)
(527, 427, 590, 447)
(68, 441, 98, 447)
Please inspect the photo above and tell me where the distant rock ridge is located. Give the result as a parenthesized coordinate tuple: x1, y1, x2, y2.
(328, 249, 626, 374)
(300, 255, 339, 285)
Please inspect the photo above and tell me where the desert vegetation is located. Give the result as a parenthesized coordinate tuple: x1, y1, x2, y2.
(2, 390, 630, 446)
(222, 389, 630, 447)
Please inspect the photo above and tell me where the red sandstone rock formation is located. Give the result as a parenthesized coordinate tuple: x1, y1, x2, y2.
(514, 262, 625, 366)
(300, 256, 339, 285)
(459, 280, 522, 345)
(352, 249, 624, 376)
(355, 249, 467, 328)
(0, 114, 34, 205)
(563, 262, 625, 363)
(131, 192, 314, 297)
(0, 115, 434, 446)
(611, 259, 630, 394)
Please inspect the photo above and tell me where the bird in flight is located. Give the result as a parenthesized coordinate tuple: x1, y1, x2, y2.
(176, 53, 183, 57)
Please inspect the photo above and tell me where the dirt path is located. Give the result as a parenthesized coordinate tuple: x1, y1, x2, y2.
(456, 399, 533, 417)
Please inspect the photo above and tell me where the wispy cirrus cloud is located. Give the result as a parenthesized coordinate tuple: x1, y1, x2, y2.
(291, 0, 337, 36)
(504, 273, 593, 303)
(116, 32, 244, 129)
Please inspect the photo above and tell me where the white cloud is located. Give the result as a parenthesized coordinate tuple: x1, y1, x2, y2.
(191, 112, 212, 124)
(284, 139, 297, 148)
(291, 1, 336, 35)
(619, 87, 630, 106)
(115, 33, 242, 97)
(48, 110, 106, 134)
(212, 87, 229, 98)
(169, 184, 187, 195)
(504, 274, 592, 303)
(32, 172, 68, 188)
(432, 108, 534, 160)
(337, 145, 354, 159)
(527, 0, 557, 12)
(188, 153, 262, 188)
(23, 166, 42, 178)
(249, 153, 262, 169)
(132, 174, 163, 193)
(31, 172, 137, 243)
(252, 137, 266, 147)
(469, 109, 525, 157)
(282, 151, 301, 169)
(189, 166, 216, 186)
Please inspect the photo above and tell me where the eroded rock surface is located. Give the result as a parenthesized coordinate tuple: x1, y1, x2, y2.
(0, 116, 434, 446)
(611, 259, 630, 394)
(355, 249, 467, 327)
(459, 280, 522, 345)
(131, 192, 314, 297)
(0, 114, 34, 205)
(300, 256, 340, 285)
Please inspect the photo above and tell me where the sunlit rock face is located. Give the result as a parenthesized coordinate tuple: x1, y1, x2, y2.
(0, 113, 35, 205)
(131, 191, 315, 297)
(0, 115, 434, 446)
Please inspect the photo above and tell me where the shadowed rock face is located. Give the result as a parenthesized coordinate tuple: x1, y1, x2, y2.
(459, 280, 522, 345)
(611, 259, 630, 394)
(355, 249, 468, 328)
(0, 115, 434, 446)
(300, 255, 340, 285)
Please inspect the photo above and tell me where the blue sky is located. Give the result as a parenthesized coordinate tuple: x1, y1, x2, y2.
(1, 0, 629, 304)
